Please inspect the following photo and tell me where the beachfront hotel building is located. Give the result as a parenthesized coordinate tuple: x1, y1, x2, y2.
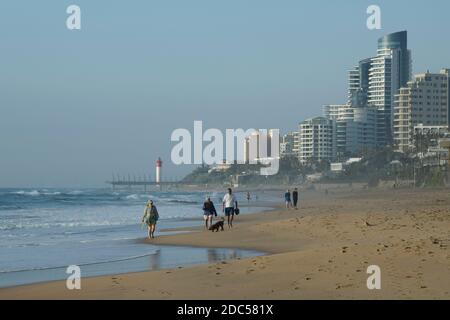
(367, 31, 412, 147)
(298, 117, 336, 163)
(393, 69, 450, 152)
(324, 104, 376, 159)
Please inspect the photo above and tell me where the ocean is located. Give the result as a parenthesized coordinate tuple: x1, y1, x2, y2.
(0, 188, 271, 288)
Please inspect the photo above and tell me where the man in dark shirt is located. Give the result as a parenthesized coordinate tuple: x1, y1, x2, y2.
(292, 188, 299, 210)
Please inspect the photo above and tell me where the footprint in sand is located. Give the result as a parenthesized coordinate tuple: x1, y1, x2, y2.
(336, 284, 353, 290)
(159, 290, 172, 296)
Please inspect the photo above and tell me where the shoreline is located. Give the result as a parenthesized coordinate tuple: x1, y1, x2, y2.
(0, 245, 265, 290)
(0, 204, 278, 290)
(1, 188, 450, 299)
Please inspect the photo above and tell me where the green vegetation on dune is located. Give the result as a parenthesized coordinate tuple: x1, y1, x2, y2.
(181, 148, 449, 188)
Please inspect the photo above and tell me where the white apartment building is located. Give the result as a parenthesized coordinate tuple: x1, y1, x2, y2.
(298, 117, 336, 163)
(393, 69, 449, 152)
(324, 104, 376, 159)
(280, 131, 298, 157)
(368, 48, 400, 147)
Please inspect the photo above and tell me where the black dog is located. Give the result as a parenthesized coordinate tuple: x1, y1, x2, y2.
(209, 218, 225, 232)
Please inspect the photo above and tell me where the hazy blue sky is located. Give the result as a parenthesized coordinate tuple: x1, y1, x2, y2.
(1, 0, 449, 187)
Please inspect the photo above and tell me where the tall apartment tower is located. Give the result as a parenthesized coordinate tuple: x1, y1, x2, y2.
(348, 58, 372, 107)
(368, 31, 412, 146)
(298, 117, 336, 163)
(393, 69, 449, 152)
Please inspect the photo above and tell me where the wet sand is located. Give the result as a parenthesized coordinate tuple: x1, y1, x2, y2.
(1, 188, 450, 299)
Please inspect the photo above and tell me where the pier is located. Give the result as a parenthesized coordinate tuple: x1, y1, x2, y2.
(106, 174, 184, 191)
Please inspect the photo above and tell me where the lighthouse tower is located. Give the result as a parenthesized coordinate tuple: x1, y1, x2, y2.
(155, 158, 162, 184)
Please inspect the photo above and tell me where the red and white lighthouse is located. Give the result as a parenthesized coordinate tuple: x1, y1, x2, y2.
(155, 157, 162, 183)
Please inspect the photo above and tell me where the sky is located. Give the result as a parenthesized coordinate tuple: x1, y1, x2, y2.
(1, 0, 450, 187)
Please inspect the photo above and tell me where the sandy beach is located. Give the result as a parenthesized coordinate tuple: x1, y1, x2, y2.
(1, 188, 450, 300)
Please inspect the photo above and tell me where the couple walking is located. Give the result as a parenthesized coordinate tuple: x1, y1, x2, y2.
(203, 188, 239, 229)
(284, 188, 299, 209)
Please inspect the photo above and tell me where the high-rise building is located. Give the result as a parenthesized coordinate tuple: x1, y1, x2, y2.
(445, 68, 450, 126)
(324, 104, 376, 159)
(348, 58, 372, 107)
(393, 69, 449, 152)
(292, 131, 301, 156)
(244, 131, 261, 164)
(280, 131, 298, 157)
(367, 31, 412, 146)
(321, 31, 412, 158)
(298, 117, 336, 163)
(244, 130, 277, 163)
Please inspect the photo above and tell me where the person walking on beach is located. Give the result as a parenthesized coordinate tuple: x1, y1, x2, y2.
(202, 196, 217, 230)
(246, 192, 251, 203)
(292, 188, 299, 210)
(284, 190, 292, 209)
(141, 200, 159, 239)
(222, 188, 238, 228)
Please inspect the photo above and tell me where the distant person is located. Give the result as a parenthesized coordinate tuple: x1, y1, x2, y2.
(284, 190, 292, 209)
(222, 188, 238, 228)
(141, 200, 159, 239)
(292, 188, 299, 210)
(246, 192, 251, 203)
(202, 196, 217, 230)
